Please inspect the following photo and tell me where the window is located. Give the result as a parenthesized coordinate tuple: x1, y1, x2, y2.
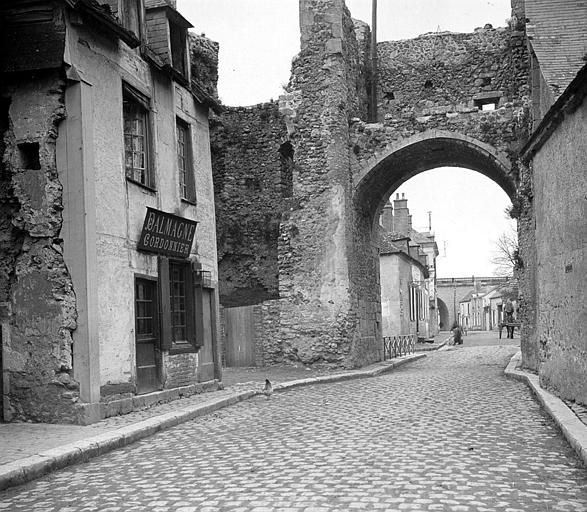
(121, 0, 142, 39)
(170, 21, 187, 77)
(176, 119, 196, 202)
(135, 278, 158, 341)
(473, 91, 502, 111)
(170, 262, 188, 343)
(123, 84, 152, 187)
(159, 258, 201, 353)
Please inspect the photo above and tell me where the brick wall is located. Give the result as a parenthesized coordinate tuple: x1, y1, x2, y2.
(164, 352, 198, 388)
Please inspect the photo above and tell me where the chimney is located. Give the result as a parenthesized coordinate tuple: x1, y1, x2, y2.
(381, 201, 394, 232)
(393, 192, 409, 234)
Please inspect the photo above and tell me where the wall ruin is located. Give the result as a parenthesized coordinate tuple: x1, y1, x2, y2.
(212, 1, 532, 369)
(0, 71, 80, 423)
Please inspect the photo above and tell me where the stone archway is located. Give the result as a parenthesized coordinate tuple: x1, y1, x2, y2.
(353, 130, 516, 223)
(213, 0, 529, 370)
(343, 133, 517, 367)
(437, 298, 450, 331)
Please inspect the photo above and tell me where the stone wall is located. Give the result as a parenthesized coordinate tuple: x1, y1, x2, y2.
(276, 0, 380, 367)
(0, 71, 80, 423)
(352, 27, 529, 174)
(529, 74, 587, 403)
(211, 1, 532, 370)
(210, 102, 290, 307)
(164, 352, 198, 388)
(189, 33, 219, 101)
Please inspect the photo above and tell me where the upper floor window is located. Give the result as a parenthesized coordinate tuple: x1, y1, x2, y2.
(121, 0, 142, 39)
(169, 21, 187, 77)
(145, 4, 192, 81)
(104, 0, 143, 40)
(123, 83, 153, 188)
(176, 118, 196, 202)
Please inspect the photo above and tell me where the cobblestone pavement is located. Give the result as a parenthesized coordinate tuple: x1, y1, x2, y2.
(2, 342, 587, 511)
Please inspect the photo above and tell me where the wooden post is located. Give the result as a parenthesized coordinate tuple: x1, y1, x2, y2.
(369, 0, 378, 122)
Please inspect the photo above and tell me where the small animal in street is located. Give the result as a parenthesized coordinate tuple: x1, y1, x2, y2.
(263, 378, 273, 398)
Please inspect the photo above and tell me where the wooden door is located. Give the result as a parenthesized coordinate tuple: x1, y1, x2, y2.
(198, 288, 216, 382)
(135, 278, 161, 394)
(224, 305, 256, 367)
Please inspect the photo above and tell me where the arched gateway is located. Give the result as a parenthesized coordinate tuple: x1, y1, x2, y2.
(213, 0, 529, 368)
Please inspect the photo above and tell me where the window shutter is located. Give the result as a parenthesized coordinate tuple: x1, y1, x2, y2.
(193, 279, 205, 348)
(185, 268, 197, 348)
(158, 256, 172, 350)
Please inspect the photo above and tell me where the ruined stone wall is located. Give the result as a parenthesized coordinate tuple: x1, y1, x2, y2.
(189, 33, 219, 101)
(0, 71, 80, 423)
(210, 103, 290, 307)
(272, 0, 370, 367)
(351, 27, 529, 170)
(253, 299, 283, 366)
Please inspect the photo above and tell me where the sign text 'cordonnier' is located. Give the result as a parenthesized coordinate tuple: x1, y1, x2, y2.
(137, 207, 197, 259)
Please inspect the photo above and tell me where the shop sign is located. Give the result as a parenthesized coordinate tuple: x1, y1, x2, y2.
(137, 207, 197, 259)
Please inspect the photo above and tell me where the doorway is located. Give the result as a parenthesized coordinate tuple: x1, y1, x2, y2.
(197, 288, 216, 382)
(135, 277, 161, 394)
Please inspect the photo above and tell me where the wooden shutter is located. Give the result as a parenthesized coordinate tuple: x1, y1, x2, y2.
(185, 267, 197, 348)
(193, 279, 205, 348)
(158, 256, 172, 350)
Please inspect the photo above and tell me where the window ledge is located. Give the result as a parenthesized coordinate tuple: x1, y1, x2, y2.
(126, 177, 157, 194)
(181, 197, 197, 207)
(168, 345, 198, 355)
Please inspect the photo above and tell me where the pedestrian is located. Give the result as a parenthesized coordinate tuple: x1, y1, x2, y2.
(504, 299, 515, 339)
(451, 321, 463, 345)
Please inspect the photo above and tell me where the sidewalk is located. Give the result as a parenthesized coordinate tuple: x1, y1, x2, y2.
(0, 351, 429, 491)
(504, 351, 587, 467)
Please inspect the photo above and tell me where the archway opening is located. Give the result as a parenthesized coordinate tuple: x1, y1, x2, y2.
(352, 132, 518, 348)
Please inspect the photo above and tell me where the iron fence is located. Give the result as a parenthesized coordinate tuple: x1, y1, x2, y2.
(383, 334, 416, 360)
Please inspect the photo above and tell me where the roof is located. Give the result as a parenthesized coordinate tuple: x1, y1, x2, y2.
(459, 290, 475, 303)
(525, 0, 587, 100)
(522, 62, 587, 160)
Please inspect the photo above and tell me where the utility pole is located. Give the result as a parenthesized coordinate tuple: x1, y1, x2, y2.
(369, 0, 378, 122)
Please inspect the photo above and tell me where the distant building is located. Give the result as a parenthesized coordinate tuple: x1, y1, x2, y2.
(379, 194, 438, 340)
(0, 0, 221, 423)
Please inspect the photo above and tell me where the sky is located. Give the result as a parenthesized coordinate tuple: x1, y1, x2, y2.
(177, 0, 516, 278)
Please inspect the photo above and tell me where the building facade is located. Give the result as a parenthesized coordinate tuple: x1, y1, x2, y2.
(379, 195, 437, 340)
(0, 0, 221, 423)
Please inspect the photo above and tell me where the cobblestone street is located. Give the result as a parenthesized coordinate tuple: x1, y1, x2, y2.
(2, 338, 587, 511)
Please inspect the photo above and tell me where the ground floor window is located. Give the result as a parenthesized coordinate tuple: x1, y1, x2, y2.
(158, 257, 203, 353)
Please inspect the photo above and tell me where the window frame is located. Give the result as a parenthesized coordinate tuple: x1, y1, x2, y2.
(123, 82, 154, 190)
(169, 19, 188, 78)
(158, 257, 201, 354)
(121, 0, 143, 41)
(134, 275, 159, 343)
(176, 117, 196, 203)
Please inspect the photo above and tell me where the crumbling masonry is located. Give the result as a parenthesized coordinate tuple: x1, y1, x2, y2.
(0, 72, 80, 422)
(212, 0, 529, 369)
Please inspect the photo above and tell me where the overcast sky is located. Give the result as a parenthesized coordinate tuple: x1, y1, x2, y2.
(178, 0, 516, 278)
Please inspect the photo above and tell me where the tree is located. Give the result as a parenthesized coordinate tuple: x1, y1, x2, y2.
(490, 224, 519, 277)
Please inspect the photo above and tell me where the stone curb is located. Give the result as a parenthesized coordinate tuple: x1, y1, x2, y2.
(505, 350, 587, 466)
(0, 353, 427, 491)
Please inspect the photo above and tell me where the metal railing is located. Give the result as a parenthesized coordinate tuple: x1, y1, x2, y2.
(383, 334, 416, 360)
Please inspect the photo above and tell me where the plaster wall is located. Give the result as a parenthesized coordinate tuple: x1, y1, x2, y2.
(62, 22, 218, 394)
(533, 94, 587, 404)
